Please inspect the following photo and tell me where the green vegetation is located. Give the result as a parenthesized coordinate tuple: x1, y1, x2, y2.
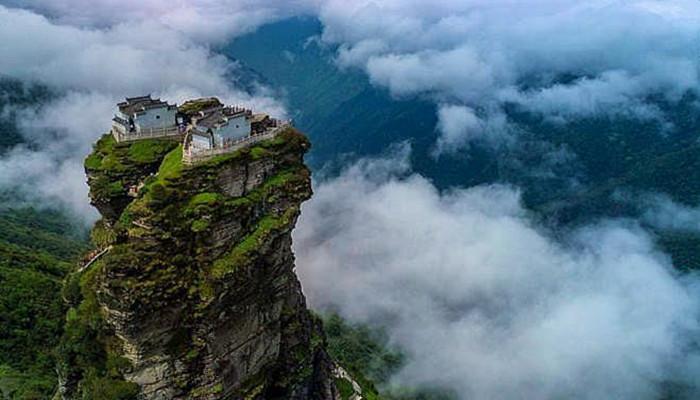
(324, 314, 402, 390)
(0, 365, 56, 400)
(250, 146, 270, 159)
(335, 377, 356, 400)
(57, 124, 314, 398)
(0, 81, 91, 398)
(57, 257, 139, 400)
(323, 314, 457, 400)
(188, 192, 220, 207)
(0, 207, 86, 399)
(154, 145, 184, 183)
(87, 135, 181, 173)
(128, 140, 179, 163)
(178, 97, 222, 115)
(85, 134, 179, 210)
(0, 246, 69, 397)
(210, 207, 297, 279)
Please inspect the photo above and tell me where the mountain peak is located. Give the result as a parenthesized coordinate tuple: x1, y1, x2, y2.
(57, 112, 362, 399)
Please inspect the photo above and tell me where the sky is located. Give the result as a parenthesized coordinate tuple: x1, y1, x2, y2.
(1, 1, 700, 398)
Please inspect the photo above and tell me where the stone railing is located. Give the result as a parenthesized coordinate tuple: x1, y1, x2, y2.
(182, 122, 290, 165)
(112, 125, 184, 143)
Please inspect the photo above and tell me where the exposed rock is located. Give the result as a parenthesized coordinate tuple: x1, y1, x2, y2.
(84, 134, 180, 224)
(58, 128, 344, 399)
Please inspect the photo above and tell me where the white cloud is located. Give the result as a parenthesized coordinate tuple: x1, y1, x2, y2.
(316, 0, 700, 149)
(637, 194, 700, 232)
(435, 105, 482, 151)
(0, 0, 319, 43)
(7, 0, 700, 153)
(434, 104, 512, 154)
(295, 151, 700, 399)
(0, 4, 287, 222)
(642, 196, 700, 232)
(2, 3, 699, 397)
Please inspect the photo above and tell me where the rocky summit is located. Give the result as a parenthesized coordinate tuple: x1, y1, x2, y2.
(56, 123, 367, 399)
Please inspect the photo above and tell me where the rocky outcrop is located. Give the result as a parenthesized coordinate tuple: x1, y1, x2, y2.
(84, 134, 179, 223)
(58, 128, 343, 399)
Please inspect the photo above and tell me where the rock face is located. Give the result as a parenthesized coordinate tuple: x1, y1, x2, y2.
(58, 129, 341, 399)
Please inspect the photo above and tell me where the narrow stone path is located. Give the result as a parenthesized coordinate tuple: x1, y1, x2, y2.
(77, 245, 113, 273)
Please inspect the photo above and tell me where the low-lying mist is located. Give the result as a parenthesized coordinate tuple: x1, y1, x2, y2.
(295, 147, 700, 399)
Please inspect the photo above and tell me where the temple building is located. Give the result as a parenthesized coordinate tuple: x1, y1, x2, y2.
(112, 95, 178, 138)
(191, 106, 252, 148)
(109, 95, 290, 163)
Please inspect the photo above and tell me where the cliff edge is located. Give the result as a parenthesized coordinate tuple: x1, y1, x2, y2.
(57, 127, 355, 399)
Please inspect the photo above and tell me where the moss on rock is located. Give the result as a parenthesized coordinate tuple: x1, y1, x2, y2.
(63, 127, 342, 399)
(84, 133, 180, 223)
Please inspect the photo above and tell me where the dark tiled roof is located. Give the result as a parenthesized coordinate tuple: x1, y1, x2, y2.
(196, 107, 249, 129)
(117, 95, 176, 116)
(250, 113, 269, 123)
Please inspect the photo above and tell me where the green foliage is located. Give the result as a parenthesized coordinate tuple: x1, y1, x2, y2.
(128, 140, 179, 163)
(185, 192, 222, 217)
(84, 152, 104, 170)
(0, 207, 85, 399)
(80, 374, 139, 400)
(90, 219, 118, 248)
(191, 219, 210, 232)
(250, 146, 270, 159)
(178, 97, 222, 116)
(189, 192, 220, 206)
(323, 314, 403, 387)
(0, 364, 56, 400)
(108, 180, 125, 196)
(0, 208, 86, 260)
(323, 314, 457, 400)
(0, 260, 66, 377)
(85, 134, 179, 203)
(154, 145, 184, 184)
(86, 135, 178, 172)
(335, 377, 355, 400)
(148, 183, 169, 205)
(56, 258, 138, 400)
(209, 207, 297, 279)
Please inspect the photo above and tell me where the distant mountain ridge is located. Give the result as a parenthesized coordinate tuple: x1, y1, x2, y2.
(225, 17, 700, 268)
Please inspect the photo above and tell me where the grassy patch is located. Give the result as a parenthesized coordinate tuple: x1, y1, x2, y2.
(250, 146, 270, 159)
(85, 152, 104, 170)
(178, 98, 222, 116)
(155, 145, 184, 184)
(186, 192, 221, 214)
(209, 213, 280, 279)
(191, 219, 210, 232)
(335, 378, 355, 400)
(128, 139, 179, 163)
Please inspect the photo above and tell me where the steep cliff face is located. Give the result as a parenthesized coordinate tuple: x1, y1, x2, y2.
(58, 128, 346, 399)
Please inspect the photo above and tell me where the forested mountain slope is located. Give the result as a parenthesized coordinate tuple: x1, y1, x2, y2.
(0, 78, 87, 399)
(225, 17, 700, 269)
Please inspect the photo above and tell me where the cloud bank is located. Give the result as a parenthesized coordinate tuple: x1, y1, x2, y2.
(295, 150, 700, 399)
(315, 0, 700, 151)
(629, 193, 700, 233)
(0, 0, 317, 43)
(4, 0, 700, 216)
(0, 4, 286, 221)
(5, 0, 700, 155)
(2, 2, 699, 398)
